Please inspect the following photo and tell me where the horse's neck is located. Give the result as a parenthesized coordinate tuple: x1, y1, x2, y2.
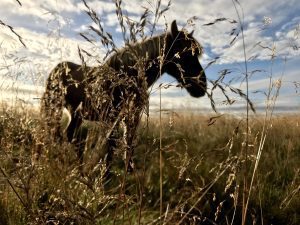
(105, 34, 167, 87)
(107, 35, 165, 66)
(141, 34, 165, 60)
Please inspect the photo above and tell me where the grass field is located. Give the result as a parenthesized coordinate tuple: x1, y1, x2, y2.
(0, 1, 299, 224)
(0, 106, 299, 224)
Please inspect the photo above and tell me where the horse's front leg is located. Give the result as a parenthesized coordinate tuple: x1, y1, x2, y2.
(121, 111, 141, 173)
(104, 135, 117, 179)
(66, 111, 84, 162)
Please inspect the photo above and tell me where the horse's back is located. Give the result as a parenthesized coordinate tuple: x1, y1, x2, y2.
(49, 61, 86, 83)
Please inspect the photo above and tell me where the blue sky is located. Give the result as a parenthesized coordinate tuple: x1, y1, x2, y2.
(0, 0, 299, 114)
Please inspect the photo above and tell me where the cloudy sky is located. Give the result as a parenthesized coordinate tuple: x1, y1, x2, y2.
(0, 0, 299, 114)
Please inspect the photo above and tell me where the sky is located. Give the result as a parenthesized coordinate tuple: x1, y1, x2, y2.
(0, 0, 299, 115)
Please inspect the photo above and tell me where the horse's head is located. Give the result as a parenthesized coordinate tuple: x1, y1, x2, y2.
(164, 20, 207, 97)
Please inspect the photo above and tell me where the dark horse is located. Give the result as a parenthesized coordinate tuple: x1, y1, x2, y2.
(41, 20, 207, 175)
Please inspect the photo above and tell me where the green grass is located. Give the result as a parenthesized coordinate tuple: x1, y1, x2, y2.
(0, 107, 299, 224)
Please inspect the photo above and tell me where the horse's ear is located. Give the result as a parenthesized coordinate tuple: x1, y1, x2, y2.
(189, 30, 194, 36)
(170, 20, 179, 38)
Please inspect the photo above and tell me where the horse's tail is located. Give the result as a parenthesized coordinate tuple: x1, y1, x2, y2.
(41, 62, 67, 139)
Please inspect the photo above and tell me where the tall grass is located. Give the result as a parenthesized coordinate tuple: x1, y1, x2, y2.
(0, 108, 299, 224)
(0, 0, 299, 224)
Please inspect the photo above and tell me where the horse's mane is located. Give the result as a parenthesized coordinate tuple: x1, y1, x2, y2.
(105, 34, 165, 70)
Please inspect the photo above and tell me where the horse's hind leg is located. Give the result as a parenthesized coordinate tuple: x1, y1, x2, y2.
(121, 112, 141, 173)
(66, 113, 85, 162)
(103, 137, 116, 180)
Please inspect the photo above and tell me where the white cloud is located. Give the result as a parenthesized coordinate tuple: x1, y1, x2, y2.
(2, 0, 299, 63)
(0, 0, 299, 113)
(0, 75, 44, 108)
(0, 26, 106, 91)
(147, 57, 300, 114)
(0, 0, 75, 33)
(162, 0, 300, 63)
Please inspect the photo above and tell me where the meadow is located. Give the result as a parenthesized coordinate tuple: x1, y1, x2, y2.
(1, 1, 299, 224)
(0, 106, 299, 224)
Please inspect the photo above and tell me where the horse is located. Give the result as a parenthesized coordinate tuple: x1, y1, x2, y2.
(41, 20, 207, 176)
